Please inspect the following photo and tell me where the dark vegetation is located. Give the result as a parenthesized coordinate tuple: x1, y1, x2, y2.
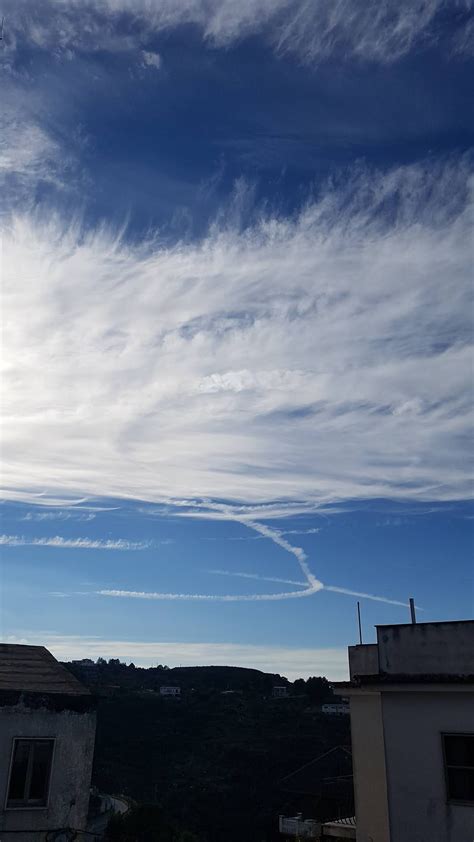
(66, 660, 352, 841)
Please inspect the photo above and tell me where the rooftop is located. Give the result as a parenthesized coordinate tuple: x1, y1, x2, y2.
(341, 619, 474, 690)
(0, 644, 90, 696)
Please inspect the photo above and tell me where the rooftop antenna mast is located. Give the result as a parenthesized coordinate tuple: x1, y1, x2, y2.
(357, 601, 363, 645)
(409, 597, 417, 624)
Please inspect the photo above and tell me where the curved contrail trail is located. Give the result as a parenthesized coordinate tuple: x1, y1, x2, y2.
(96, 502, 410, 608)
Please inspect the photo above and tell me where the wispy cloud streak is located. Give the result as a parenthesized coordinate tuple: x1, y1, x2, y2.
(0, 534, 151, 550)
(207, 569, 307, 587)
(2, 0, 471, 64)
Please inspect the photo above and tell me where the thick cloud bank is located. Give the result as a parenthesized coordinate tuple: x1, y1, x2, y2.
(2, 159, 472, 508)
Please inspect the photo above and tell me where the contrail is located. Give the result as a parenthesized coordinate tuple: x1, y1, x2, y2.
(207, 569, 307, 587)
(324, 585, 413, 608)
(223, 510, 323, 592)
(98, 586, 320, 602)
(92, 501, 413, 608)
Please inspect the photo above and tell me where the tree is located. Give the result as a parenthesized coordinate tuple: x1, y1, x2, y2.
(305, 676, 333, 702)
(105, 805, 201, 841)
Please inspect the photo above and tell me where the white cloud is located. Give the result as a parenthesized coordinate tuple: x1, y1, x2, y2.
(22, 511, 96, 521)
(2, 159, 472, 512)
(2, 0, 472, 64)
(141, 50, 162, 69)
(0, 119, 58, 180)
(3, 633, 349, 681)
(0, 110, 71, 208)
(0, 534, 151, 550)
(281, 527, 321, 535)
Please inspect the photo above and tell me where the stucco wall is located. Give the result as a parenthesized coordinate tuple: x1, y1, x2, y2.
(377, 622, 474, 676)
(349, 693, 390, 842)
(348, 645, 378, 679)
(382, 691, 474, 842)
(0, 702, 96, 840)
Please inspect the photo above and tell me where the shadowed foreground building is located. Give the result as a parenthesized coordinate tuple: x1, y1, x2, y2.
(337, 619, 474, 842)
(0, 644, 96, 840)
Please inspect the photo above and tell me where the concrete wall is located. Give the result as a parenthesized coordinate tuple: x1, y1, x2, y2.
(0, 703, 96, 841)
(349, 693, 390, 842)
(349, 645, 378, 679)
(382, 691, 474, 842)
(377, 622, 474, 676)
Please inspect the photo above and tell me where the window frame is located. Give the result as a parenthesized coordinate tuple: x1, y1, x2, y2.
(5, 737, 56, 810)
(441, 732, 474, 806)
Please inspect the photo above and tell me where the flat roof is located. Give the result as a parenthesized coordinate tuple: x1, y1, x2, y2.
(376, 619, 474, 628)
(0, 644, 89, 696)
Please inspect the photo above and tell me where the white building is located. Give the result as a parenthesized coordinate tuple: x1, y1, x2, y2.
(159, 685, 181, 697)
(321, 703, 350, 716)
(336, 619, 474, 842)
(273, 686, 290, 698)
(279, 813, 321, 837)
(0, 644, 96, 841)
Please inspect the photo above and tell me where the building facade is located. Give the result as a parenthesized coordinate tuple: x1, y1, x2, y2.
(159, 685, 181, 697)
(337, 620, 474, 842)
(272, 686, 290, 698)
(321, 703, 350, 716)
(0, 644, 97, 841)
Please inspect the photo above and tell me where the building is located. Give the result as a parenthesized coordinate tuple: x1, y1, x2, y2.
(279, 813, 356, 840)
(70, 658, 99, 683)
(336, 619, 474, 842)
(321, 703, 350, 716)
(0, 643, 97, 840)
(159, 685, 181, 697)
(279, 813, 321, 837)
(272, 685, 290, 698)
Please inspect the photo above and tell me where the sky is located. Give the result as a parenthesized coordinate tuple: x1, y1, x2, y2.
(1, 0, 473, 681)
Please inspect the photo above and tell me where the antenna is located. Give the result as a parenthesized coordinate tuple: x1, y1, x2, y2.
(357, 601, 363, 645)
(409, 597, 417, 624)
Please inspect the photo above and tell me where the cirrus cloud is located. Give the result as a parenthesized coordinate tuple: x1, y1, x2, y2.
(2, 158, 472, 511)
(1, 0, 473, 65)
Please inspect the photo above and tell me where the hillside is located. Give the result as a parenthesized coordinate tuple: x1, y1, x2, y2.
(66, 660, 352, 841)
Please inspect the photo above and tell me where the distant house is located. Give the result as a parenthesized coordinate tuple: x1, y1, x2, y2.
(279, 813, 320, 837)
(321, 703, 350, 716)
(70, 658, 99, 682)
(159, 685, 181, 697)
(272, 685, 290, 698)
(0, 643, 96, 840)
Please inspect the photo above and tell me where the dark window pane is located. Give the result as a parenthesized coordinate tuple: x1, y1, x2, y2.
(445, 735, 474, 767)
(8, 741, 30, 802)
(447, 768, 474, 801)
(29, 741, 54, 802)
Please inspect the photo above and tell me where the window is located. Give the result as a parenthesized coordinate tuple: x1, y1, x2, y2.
(443, 733, 474, 803)
(6, 739, 54, 808)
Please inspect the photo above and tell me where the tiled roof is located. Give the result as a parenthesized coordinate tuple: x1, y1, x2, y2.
(0, 644, 89, 696)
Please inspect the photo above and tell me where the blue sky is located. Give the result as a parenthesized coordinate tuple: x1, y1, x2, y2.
(1, 0, 473, 679)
